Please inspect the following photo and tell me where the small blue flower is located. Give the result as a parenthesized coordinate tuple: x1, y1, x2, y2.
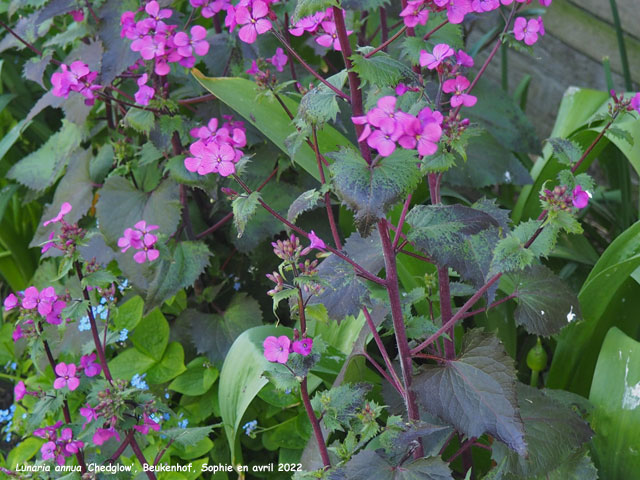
(131, 373, 149, 390)
(233, 282, 241, 291)
(118, 279, 129, 292)
(284, 388, 292, 395)
(163, 413, 171, 421)
(164, 392, 170, 399)
(242, 420, 258, 436)
(21, 413, 27, 419)
(178, 419, 189, 429)
(78, 316, 91, 331)
(92, 304, 108, 320)
(150, 413, 162, 424)
(100, 297, 107, 305)
(10, 362, 16, 370)
(119, 329, 129, 341)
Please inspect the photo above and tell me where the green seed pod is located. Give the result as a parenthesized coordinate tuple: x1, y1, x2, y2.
(527, 338, 548, 372)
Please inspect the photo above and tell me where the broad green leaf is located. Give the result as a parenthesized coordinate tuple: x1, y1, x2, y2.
(547, 220, 640, 395)
(492, 384, 593, 478)
(263, 415, 309, 450)
(7, 120, 84, 191)
(192, 72, 354, 182)
(530, 449, 598, 480)
(0, 120, 30, 166)
(510, 219, 558, 259)
(96, 176, 181, 246)
(123, 108, 155, 134)
(308, 230, 384, 320)
(490, 235, 534, 274)
(169, 357, 219, 396)
(130, 308, 170, 362)
(342, 450, 453, 480)
(547, 137, 582, 165)
(311, 383, 370, 433)
(162, 426, 216, 448)
(351, 49, 413, 87)
(297, 70, 347, 125)
(293, 0, 338, 22)
(414, 329, 526, 455)
(114, 295, 144, 331)
(108, 347, 156, 380)
(185, 292, 263, 365)
(146, 341, 186, 384)
(219, 325, 293, 463)
(6, 437, 44, 469)
(589, 327, 640, 480)
(330, 148, 421, 236)
(508, 265, 581, 336)
(232, 192, 261, 238)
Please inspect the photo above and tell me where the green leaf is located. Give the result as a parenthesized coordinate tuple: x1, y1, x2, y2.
(7, 120, 84, 191)
(161, 426, 215, 447)
(146, 341, 186, 384)
(169, 357, 219, 396)
(341, 0, 389, 8)
(330, 147, 421, 236)
(492, 384, 593, 478)
(530, 449, 598, 480)
(341, 450, 453, 480)
(123, 108, 156, 134)
(508, 265, 581, 337)
(311, 383, 370, 434)
(510, 219, 558, 259)
(308, 230, 384, 320)
(107, 348, 156, 380)
(232, 192, 261, 238)
(219, 325, 293, 463)
(490, 235, 534, 274)
(414, 329, 526, 455)
(186, 292, 263, 365)
(293, 0, 338, 22)
(589, 327, 640, 480)
(287, 188, 323, 224)
(351, 49, 413, 87)
(271, 288, 299, 321)
(130, 308, 169, 362)
(98, 0, 142, 85)
(96, 176, 181, 246)
(81, 270, 118, 289)
(114, 295, 144, 331)
(192, 72, 354, 182)
(23, 53, 52, 88)
(547, 138, 583, 165)
(6, 437, 44, 469)
(297, 70, 347, 125)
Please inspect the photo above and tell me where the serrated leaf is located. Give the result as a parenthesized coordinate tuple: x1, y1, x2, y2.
(7, 120, 84, 191)
(421, 150, 457, 173)
(492, 384, 593, 478)
(330, 147, 421, 236)
(293, 0, 338, 22)
(547, 209, 583, 235)
(351, 49, 413, 87)
(311, 383, 370, 433)
(547, 138, 582, 165)
(508, 265, 582, 336)
(161, 426, 214, 447)
(186, 293, 262, 365)
(123, 108, 156, 134)
(490, 235, 534, 274)
(81, 270, 118, 289)
(271, 288, 299, 321)
(23, 52, 53, 88)
(341, 450, 453, 480)
(232, 192, 261, 238)
(297, 70, 347, 125)
(414, 329, 526, 455)
(308, 230, 384, 321)
(510, 219, 558, 259)
(98, 0, 141, 85)
(287, 188, 323, 224)
(43, 21, 90, 48)
(607, 126, 634, 145)
(530, 449, 598, 480)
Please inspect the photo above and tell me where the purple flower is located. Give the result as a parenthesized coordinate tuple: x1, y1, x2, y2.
(81, 353, 102, 377)
(45, 299, 67, 325)
(514, 17, 541, 46)
(367, 96, 398, 129)
(308, 231, 326, 251)
(135, 74, 155, 105)
(174, 25, 210, 57)
(400, 1, 429, 28)
(69, 9, 85, 22)
(292, 337, 313, 356)
(133, 413, 161, 434)
(263, 335, 291, 363)
(398, 117, 442, 157)
(367, 120, 402, 157)
(267, 48, 288, 72)
(236, 1, 272, 44)
(22, 286, 57, 316)
(434, 0, 472, 24)
(43, 202, 72, 227)
(246, 60, 262, 76)
(80, 404, 97, 429)
(93, 427, 120, 446)
(442, 75, 477, 107)
(117, 228, 143, 253)
(420, 43, 454, 70)
(289, 11, 325, 36)
(630, 92, 640, 114)
(14, 381, 26, 401)
(53, 362, 80, 391)
(42, 231, 57, 254)
(12, 325, 23, 342)
(315, 20, 352, 51)
(471, 0, 499, 12)
(572, 185, 591, 209)
(3, 293, 18, 311)
(456, 49, 474, 68)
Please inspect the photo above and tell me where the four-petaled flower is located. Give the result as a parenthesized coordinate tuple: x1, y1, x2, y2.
(80, 353, 102, 377)
(236, 1, 272, 44)
(514, 17, 542, 46)
(267, 48, 288, 72)
(263, 335, 291, 363)
(53, 362, 80, 391)
(292, 338, 313, 356)
(420, 43, 455, 70)
(43, 202, 72, 226)
(442, 75, 477, 107)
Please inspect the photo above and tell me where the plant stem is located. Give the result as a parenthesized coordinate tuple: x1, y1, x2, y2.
(608, 0, 632, 90)
(364, 26, 408, 58)
(392, 194, 412, 250)
(300, 378, 331, 468)
(312, 127, 342, 249)
(423, 19, 450, 41)
(378, 219, 423, 458)
(129, 433, 157, 480)
(361, 350, 403, 395)
(379, 8, 389, 49)
(0, 19, 60, 63)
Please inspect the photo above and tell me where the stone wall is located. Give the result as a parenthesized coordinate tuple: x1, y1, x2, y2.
(469, 0, 640, 139)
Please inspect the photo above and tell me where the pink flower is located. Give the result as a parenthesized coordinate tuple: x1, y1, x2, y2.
(42, 231, 57, 254)
(12, 325, 23, 342)
(400, 1, 429, 28)
(367, 120, 402, 157)
(267, 48, 288, 72)
(442, 75, 477, 107)
(3, 293, 18, 311)
(292, 337, 313, 356)
(69, 9, 85, 22)
(398, 118, 443, 156)
(81, 353, 102, 377)
(45, 300, 67, 325)
(174, 25, 210, 57)
(471, 0, 499, 12)
(41, 441, 56, 462)
(572, 185, 591, 209)
(396, 83, 408, 96)
(93, 427, 120, 446)
(43, 202, 72, 226)
(316, 21, 352, 51)
(118, 228, 143, 253)
(22, 286, 57, 316)
(420, 43, 454, 70)
(308, 231, 326, 251)
(539, 0, 552, 6)
(246, 60, 262, 76)
(289, 11, 326, 36)
(434, 0, 471, 24)
(236, 1, 272, 44)
(456, 49, 474, 68)
(209, 142, 238, 177)
(514, 17, 541, 46)
(135, 74, 155, 105)
(133, 413, 161, 434)
(53, 362, 80, 391)
(630, 92, 640, 114)
(14, 381, 26, 401)
(80, 404, 97, 429)
(263, 335, 291, 363)
(145, 1, 173, 23)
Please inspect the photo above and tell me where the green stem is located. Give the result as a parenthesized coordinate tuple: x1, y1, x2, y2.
(608, 0, 632, 90)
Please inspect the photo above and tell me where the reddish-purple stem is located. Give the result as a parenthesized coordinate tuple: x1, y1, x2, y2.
(300, 378, 331, 468)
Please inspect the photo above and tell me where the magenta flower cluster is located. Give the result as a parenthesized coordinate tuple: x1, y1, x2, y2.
(289, 7, 353, 52)
(263, 335, 314, 364)
(4, 286, 68, 344)
(34, 422, 84, 466)
(51, 61, 101, 105)
(184, 116, 247, 177)
(117, 221, 160, 263)
(353, 96, 444, 157)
